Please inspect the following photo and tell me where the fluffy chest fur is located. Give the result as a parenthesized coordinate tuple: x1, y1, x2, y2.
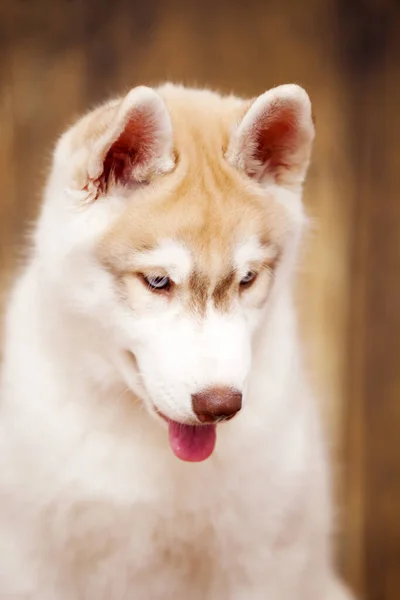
(0, 271, 330, 600)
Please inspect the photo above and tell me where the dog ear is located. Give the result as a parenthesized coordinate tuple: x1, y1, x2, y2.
(60, 86, 174, 202)
(226, 84, 314, 190)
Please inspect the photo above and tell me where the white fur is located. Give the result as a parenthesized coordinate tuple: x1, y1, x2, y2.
(0, 85, 354, 600)
(233, 237, 278, 274)
(133, 239, 193, 284)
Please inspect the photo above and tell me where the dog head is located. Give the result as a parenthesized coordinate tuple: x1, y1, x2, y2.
(38, 84, 314, 459)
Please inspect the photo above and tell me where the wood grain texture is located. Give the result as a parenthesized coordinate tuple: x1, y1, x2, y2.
(0, 2, 399, 599)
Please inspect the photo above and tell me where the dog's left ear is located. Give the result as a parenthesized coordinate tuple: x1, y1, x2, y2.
(226, 84, 315, 190)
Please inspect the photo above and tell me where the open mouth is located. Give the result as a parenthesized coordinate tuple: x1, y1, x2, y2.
(157, 411, 217, 462)
(122, 352, 220, 462)
(123, 352, 237, 462)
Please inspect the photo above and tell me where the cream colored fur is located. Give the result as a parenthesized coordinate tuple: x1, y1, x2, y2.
(0, 83, 354, 599)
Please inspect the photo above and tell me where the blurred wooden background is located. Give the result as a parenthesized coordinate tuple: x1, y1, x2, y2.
(0, 1, 399, 598)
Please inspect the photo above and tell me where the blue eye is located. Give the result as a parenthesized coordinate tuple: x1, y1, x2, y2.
(240, 271, 257, 287)
(144, 275, 171, 291)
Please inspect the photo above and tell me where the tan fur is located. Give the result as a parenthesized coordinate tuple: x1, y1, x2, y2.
(96, 86, 290, 316)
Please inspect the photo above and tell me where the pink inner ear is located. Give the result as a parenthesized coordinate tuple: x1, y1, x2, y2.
(100, 106, 159, 190)
(254, 102, 299, 171)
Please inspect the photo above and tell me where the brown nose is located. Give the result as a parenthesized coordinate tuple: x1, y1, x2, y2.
(191, 387, 242, 423)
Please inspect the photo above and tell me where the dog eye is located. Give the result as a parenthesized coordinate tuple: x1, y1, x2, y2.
(239, 271, 257, 287)
(144, 275, 171, 292)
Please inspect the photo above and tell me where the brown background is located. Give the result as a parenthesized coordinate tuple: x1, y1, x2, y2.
(0, 1, 399, 599)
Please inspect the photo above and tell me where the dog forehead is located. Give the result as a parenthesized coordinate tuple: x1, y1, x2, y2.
(101, 191, 266, 270)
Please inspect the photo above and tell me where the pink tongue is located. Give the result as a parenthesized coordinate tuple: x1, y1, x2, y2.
(168, 420, 216, 462)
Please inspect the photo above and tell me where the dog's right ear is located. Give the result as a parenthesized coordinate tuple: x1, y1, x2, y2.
(57, 87, 174, 202)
